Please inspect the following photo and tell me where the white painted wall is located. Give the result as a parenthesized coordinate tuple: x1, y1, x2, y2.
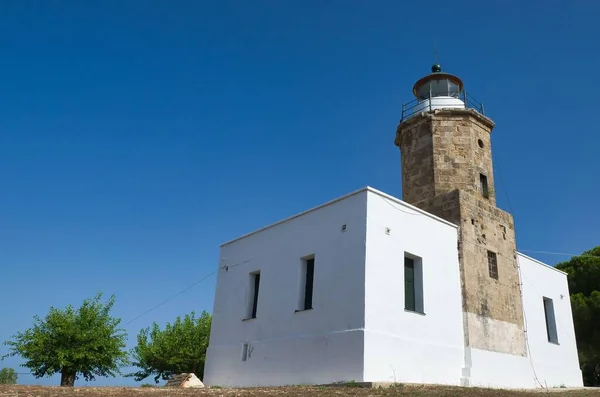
(363, 190, 465, 385)
(518, 253, 583, 388)
(204, 189, 369, 387)
(467, 254, 583, 389)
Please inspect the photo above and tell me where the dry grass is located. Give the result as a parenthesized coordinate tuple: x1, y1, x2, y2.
(1, 384, 599, 397)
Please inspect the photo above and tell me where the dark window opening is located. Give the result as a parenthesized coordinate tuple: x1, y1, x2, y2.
(241, 343, 249, 361)
(487, 251, 498, 280)
(480, 174, 489, 198)
(250, 272, 260, 319)
(303, 258, 314, 310)
(405, 257, 415, 311)
(543, 297, 559, 344)
(404, 254, 424, 314)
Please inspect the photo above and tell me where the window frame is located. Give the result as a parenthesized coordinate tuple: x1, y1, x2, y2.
(296, 255, 315, 312)
(487, 250, 498, 280)
(404, 253, 424, 315)
(244, 271, 261, 320)
(543, 296, 559, 344)
(480, 173, 489, 198)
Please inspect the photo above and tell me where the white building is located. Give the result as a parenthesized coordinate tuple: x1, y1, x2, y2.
(203, 65, 583, 389)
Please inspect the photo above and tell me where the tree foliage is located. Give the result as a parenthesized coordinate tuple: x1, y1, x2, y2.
(1, 293, 129, 387)
(128, 310, 211, 383)
(0, 367, 17, 384)
(556, 246, 600, 386)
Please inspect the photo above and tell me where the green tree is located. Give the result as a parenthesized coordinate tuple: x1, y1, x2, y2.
(0, 367, 18, 384)
(556, 246, 600, 386)
(2, 293, 129, 387)
(128, 310, 211, 383)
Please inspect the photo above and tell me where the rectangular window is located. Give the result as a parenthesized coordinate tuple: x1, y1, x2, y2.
(487, 251, 498, 279)
(404, 254, 424, 314)
(241, 343, 249, 361)
(304, 258, 314, 310)
(405, 257, 415, 311)
(247, 272, 260, 319)
(480, 174, 489, 198)
(297, 256, 315, 311)
(543, 297, 559, 344)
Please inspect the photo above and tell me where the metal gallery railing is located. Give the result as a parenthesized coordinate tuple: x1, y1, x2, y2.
(400, 91, 485, 123)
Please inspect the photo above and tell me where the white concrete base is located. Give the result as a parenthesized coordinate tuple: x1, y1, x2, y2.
(465, 348, 583, 389)
(204, 329, 364, 387)
(363, 330, 463, 386)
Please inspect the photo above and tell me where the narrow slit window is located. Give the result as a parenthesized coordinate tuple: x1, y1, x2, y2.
(304, 258, 314, 310)
(480, 174, 489, 198)
(487, 251, 498, 279)
(543, 297, 559, 344)
(248, 272, 260, 319)
(298, 256, 315, 311)
(404, 257, 415, 311)
(241, 343, 249, 361)
(404, 254, 424, 314)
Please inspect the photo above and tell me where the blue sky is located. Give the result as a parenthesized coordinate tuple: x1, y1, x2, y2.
(1, 0, 598, 387)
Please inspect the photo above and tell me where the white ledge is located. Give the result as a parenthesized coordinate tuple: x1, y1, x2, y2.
(220, 186, 458, 247)
(517, 252, 567, 275)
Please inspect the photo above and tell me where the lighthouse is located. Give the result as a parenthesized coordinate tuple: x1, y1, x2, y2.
(203, 63, 583, 390)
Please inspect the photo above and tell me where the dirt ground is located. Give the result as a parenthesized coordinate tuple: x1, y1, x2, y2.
(1, 384, 600, 397)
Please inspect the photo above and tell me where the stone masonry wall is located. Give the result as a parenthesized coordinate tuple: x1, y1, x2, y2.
(396, 109, 497, 207)
(458, 190, 526, 356)
(395, 117, 435, 205)
(430, 111, 496, 207)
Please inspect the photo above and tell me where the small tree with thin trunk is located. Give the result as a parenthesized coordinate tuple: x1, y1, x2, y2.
(0, 367, 18, 384)
(128, 310, 211, 383)
(1, 293, 128, 386)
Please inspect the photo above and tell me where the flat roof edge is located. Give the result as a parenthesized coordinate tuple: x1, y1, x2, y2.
(219, 186, 371, 247)
(365, 187, 458, 229)
(219, 186, 459, 248)
(517, 252, 567, 276)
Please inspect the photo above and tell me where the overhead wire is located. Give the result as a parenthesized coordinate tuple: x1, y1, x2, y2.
(494, 160, 545, 389)
(123, 258, 252, 326)
(123, 271, 217, 326)
(518, 249, 598, 259)
(377, 192, 591, 261)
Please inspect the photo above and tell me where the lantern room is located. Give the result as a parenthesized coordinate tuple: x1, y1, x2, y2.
(399, 63, 486, 123)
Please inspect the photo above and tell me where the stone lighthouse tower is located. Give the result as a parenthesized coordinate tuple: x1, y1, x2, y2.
(395, 64, 527, 375)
